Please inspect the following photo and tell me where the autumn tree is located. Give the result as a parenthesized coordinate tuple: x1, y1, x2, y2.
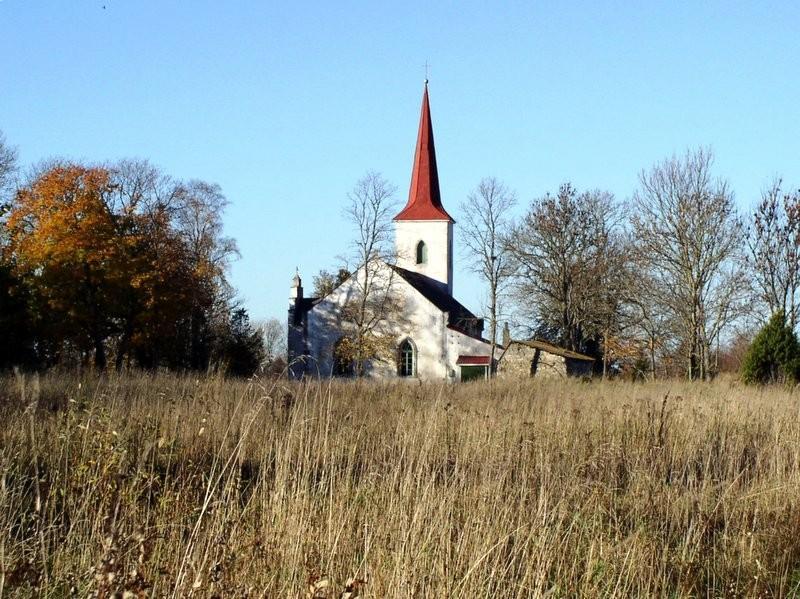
(631, 148, 745, 380)
(747, 178, 800, 329)
(104, 159, 195, 369)
(312, 268, 350, 297)
(4, 159, 252, 373)
(459, 177, 516, 369)
(506, 183, 627, 362)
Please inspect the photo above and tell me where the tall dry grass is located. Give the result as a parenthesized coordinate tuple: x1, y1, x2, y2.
(1, 372, 800, 597)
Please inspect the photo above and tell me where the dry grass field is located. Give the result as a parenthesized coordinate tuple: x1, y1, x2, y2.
(1, 373, 800, 597)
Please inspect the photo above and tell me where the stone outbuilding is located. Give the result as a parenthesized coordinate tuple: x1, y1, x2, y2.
(496, 339, 595, 379)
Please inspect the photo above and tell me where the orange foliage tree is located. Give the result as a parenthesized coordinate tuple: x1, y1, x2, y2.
(7, 165, 126, 368)
(5, 161, 250, 371)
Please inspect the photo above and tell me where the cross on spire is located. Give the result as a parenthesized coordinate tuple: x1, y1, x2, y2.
(423, 60, 430, 83)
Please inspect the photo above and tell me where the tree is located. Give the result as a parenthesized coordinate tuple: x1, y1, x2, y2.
(336, 171, 402, 376)
(7, 165, 125, 368)
(312, 268, 350, 297)
(4, 159, 244, 372)
(259, 317, 286, 364)
(218, 308, 265, 377)
(0, 131, 17, 205)
(741, 311, 800, 384)
(631, 148, 745, 380)
(459, 177, 516, 370)
(172, 179, 240, 369)
(747, 179, 800, 329)
(0, 131, 34, 369)
(506, 183, 626, 360)
(626, 264, 678, 379)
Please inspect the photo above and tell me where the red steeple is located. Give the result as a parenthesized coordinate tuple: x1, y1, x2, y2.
(394, 82, 454, 222)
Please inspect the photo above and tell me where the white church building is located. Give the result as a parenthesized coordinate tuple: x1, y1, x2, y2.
(288, 83, 492, 381)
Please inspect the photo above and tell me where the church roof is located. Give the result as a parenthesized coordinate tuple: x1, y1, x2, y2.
(393, 83, 454, 223)
(391, 266, 479, 333)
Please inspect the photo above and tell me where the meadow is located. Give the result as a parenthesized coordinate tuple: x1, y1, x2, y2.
(1, 373, 800, 597)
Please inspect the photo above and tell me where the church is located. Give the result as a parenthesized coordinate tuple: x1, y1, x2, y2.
(288, 82, 493, 381)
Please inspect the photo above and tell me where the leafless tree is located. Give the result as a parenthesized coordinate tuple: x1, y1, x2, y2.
(506, 183, 626, 361)
(0, 131, 17, 205)
(172, 179, 240, 368)
(258, 317, 286, 363)
(747, 178, 800, 329)
(626, 264, 679, 379)
(630, 148, 745, 380)
(0, 132, 18, 248)
(459, 177, 516, 368)
(337, 171, 403, 376)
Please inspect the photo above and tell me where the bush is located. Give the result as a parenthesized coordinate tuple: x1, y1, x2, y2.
(741, 311, 800, 384)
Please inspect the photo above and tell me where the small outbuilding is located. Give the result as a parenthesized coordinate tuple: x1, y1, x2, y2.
(496, 339, 594, 379)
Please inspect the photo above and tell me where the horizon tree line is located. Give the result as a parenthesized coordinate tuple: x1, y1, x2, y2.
(3, 126, 797, 381)
(0, 131, 273, 375)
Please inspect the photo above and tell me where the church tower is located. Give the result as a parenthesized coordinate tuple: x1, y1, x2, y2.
(394, 81, 454, 295)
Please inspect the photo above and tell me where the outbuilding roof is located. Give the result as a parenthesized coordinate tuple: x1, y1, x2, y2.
(456, 355, 491, 366)
(506, 339, 595, 361)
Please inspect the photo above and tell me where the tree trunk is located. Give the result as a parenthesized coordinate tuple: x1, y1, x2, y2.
(94, 336, 107, 370)
(489, 292, 497, 376)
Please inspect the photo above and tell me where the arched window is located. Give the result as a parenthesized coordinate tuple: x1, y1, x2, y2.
(416, 240, 427, 265)
(398, 339, 415, 377)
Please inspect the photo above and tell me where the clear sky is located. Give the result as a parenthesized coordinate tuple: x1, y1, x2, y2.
(2, 1, 799, 323)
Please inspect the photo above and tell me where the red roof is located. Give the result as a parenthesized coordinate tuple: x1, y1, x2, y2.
(456, 355, 491, 366)
(393, 83, 454, 222)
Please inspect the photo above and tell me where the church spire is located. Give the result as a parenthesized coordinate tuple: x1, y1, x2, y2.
(394, 81, 454, 222)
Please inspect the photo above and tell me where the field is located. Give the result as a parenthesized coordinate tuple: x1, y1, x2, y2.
(1, 374, 800, 597)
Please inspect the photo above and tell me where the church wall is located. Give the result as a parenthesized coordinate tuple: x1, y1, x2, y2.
(446, 328, 491, 381)
(395, 220, 453, 294)
(302, 261, 454, 380)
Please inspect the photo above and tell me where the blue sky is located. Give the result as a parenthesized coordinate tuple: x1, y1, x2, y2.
(2, 1, 799, 322)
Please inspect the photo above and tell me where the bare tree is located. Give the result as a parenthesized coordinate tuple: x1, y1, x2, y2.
(626, 264, 679, 379)
(459, 177, 516, 368)
(506, 183, 625, 360)
(259, 317, 286, 363)
(337, 171, 402, 376)
(173, 180, 240, 368)
(747, 178, 800, 329)
(631, 148, 745, 380)
(0, 131, 17, 204)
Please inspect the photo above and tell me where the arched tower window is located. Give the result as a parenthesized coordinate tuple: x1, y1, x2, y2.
(416, 240, 428, 264)
(398, 339, 415, 377)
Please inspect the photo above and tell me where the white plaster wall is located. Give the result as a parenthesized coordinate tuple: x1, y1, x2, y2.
(446, 328, 492, 381)
(395, 220, 453, 294)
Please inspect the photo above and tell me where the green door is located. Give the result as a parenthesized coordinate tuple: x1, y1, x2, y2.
(460, 365, 486, 382)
